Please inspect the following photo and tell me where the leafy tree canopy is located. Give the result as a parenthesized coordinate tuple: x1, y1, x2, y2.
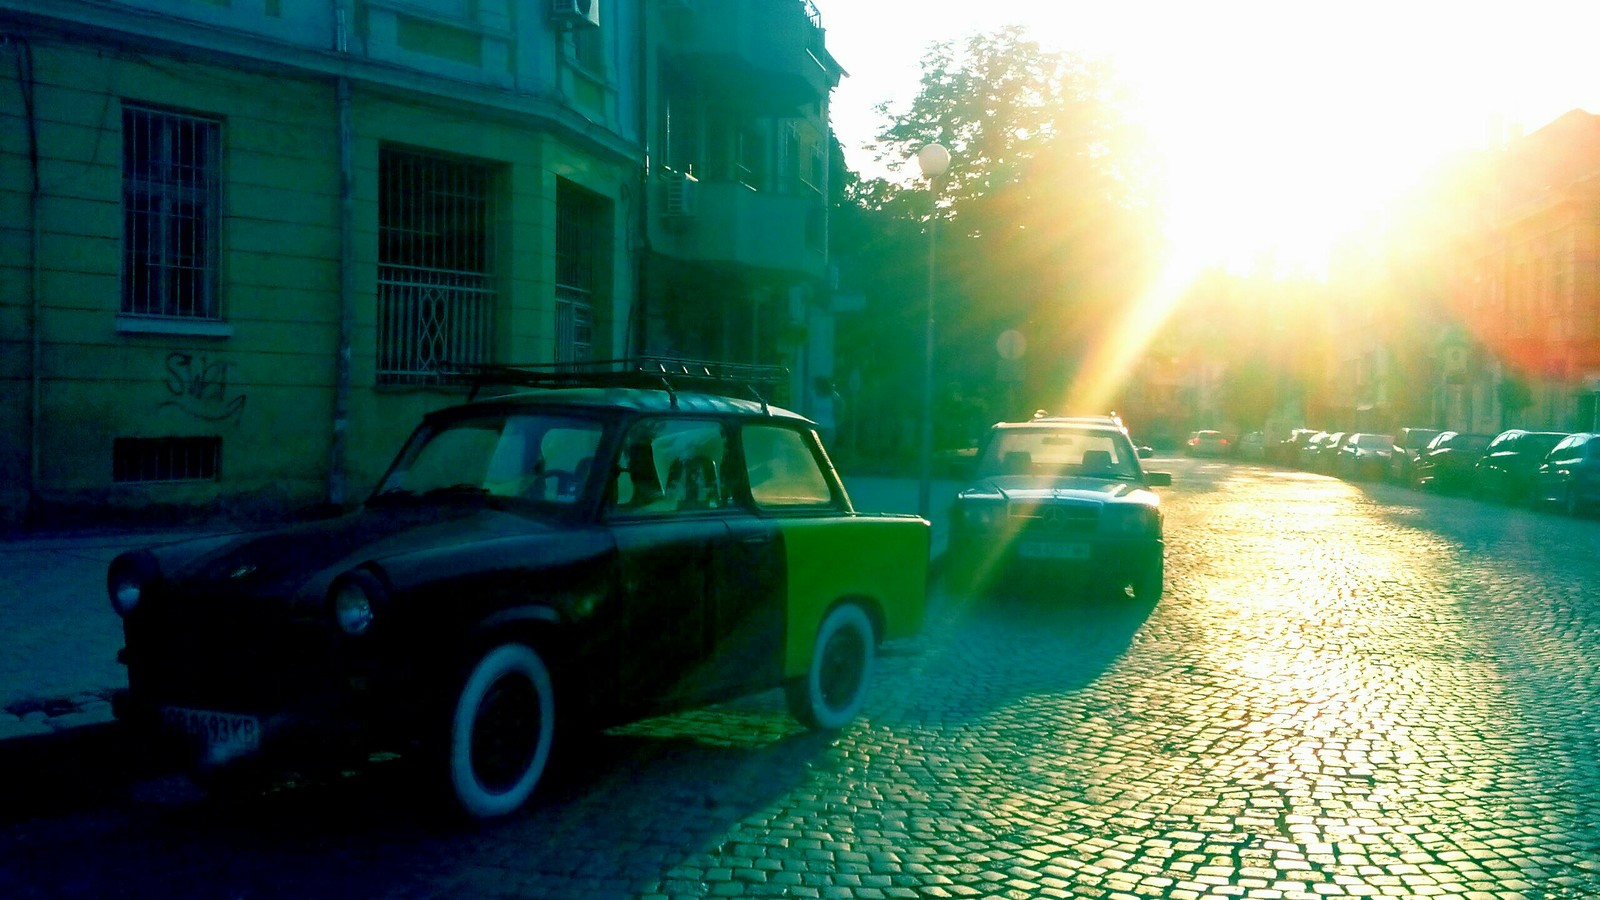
(845, 27, 1162, 411)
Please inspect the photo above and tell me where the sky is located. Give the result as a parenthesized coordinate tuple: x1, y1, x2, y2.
(813, 0, 1600, 276)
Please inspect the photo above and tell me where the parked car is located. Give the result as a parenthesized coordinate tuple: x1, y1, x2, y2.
(947, 418, 1172, 601)
(1313, 432, 1350, 472)
(1387, 426, 1442, 485)
(1335, 433, 1395, 480)
(108, 359, 930, 819)
(1184, 430, 1230, 457)
(1274, 428, 1319, 465)
(1296, 431, 1332, 468)
(1531, 432, 1600, 515)
(1238, 431, 1266, 461)
(1412, 431, 1494, 492)
(1474, 429, 1569, 502)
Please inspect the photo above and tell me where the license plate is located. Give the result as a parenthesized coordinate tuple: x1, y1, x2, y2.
(161, 706, 261, 756)
(1018, 541, 1092, 560)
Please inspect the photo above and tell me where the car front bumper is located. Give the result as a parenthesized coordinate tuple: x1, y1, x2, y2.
(950, 527, 1162, 592)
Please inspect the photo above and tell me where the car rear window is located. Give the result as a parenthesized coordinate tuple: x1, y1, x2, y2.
(742, 425, 832, 508)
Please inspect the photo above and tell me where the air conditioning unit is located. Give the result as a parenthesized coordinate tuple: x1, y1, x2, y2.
(550, 0, 600, 29)
(663, 170, 698, 219)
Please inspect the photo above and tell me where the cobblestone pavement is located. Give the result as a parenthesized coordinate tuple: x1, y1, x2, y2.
(5, 458, 1600, 899)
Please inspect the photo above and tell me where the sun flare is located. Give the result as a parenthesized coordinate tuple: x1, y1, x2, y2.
(1072, 1, 1600, 277)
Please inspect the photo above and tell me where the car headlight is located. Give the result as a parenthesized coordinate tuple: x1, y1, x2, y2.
(958, 502, 1005, 528)
(107, 550, 160, 617)
(329, 571, 386, 637)
(1102, 505, 1159, 536)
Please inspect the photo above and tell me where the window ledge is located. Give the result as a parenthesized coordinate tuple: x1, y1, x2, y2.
(116, 315, 234, 339)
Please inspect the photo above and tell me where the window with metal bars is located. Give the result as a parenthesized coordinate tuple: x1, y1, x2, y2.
(555, 180, 606, 365)
(377, 147, 498, 385)
(122, 106, 221, 319)
(112, 436, 221, 483)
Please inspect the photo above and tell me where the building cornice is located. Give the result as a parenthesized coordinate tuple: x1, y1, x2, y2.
(0, 0, 642, 165)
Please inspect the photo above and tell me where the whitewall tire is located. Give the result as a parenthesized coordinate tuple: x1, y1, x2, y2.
(786, 603, 875, 731)
(446, 642, 555, 819)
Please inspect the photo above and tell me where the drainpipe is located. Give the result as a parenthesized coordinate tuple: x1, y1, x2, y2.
(328, 5, 355, 505)
(632, 0, 650, 356)
(11, 37, 42, 512)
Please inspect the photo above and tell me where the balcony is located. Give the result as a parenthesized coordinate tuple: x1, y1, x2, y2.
(661, 179, 826, 279)
(665, 0, 833, 114)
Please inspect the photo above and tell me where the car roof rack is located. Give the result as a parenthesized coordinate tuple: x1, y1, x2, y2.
(455, 356, 789, 412)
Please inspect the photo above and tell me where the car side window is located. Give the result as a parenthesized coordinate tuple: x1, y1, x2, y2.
(606, 418, 730, 517)
(742, 424, 833, 509)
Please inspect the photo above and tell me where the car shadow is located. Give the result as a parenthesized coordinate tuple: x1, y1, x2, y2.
(862, 575, 1158, 729)
(0, 711, 845, 900)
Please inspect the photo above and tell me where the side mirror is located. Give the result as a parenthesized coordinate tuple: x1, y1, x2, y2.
(1145, 471, 1172, 487)
(1136, 445, 1154, 459)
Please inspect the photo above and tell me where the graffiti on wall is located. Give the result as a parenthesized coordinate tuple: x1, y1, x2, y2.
(159, 352, 247, 423)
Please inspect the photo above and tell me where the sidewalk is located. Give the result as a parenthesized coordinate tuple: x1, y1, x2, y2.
(0, 476, 959, 745)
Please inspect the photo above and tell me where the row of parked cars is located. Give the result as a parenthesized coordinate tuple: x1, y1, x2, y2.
(1265, 425, 1600, 512)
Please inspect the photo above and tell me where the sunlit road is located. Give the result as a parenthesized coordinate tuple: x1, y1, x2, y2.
(6, 457, 1600, 899)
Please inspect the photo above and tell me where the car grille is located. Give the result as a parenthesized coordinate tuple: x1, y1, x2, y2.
(1008, 501, 1099, 534)
(125, 591, 344, 710)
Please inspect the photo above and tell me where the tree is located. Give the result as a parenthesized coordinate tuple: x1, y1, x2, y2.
(853, 27, 1161, 420)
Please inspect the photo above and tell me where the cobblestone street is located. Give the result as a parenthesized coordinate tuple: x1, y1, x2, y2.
(5, 457, 1600, 899)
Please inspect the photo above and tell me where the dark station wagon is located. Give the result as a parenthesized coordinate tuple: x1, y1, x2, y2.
(108, 359, 930, 818)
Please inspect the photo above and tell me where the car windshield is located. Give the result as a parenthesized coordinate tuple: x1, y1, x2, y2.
(976, 426, 1139, 480)
(372, 412, 605, 508)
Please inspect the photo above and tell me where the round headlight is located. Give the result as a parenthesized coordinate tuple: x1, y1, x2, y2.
(333, 582, 376, 636)
(108, 550, 159, 617)
(328, 570, 384, 634)
(111, 576, 143, 616)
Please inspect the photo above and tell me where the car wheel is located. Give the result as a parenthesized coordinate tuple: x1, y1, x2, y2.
(445, 642, 555, 819)
(1127, 554, 1164, 603)
(786, 603, 875, 731)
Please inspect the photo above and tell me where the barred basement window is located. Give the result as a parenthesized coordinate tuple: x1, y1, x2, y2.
(378, 147, 497, 385)
(555, 180, 604, 365)
(113, 437, 221, 483)
(122, 105, 222, 319)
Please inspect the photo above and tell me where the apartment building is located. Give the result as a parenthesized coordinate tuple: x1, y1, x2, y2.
(0, 0, 842, 523)
(1436, 110, 1600, 433)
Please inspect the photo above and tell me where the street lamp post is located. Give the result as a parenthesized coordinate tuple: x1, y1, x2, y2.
(916, 143, 950, 519)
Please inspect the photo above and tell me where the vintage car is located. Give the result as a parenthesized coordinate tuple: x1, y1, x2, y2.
(108, 359, 929, 819)
(945, 418, 1172, 600)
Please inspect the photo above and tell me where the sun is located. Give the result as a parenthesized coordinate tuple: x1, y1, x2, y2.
(1094, 1, 1586, 279)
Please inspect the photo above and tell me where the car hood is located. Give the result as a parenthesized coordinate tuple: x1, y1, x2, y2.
(158, 505, 561, 597)
(959, 475, 1156, 504)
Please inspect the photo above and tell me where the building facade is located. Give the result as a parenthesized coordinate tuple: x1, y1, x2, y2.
(636, 0, 843, 413)
(0, 0, 842, 524)
(1434, 110, 1600, 435)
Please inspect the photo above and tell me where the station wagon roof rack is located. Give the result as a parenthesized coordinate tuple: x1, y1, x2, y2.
(455, 356, 789, 412)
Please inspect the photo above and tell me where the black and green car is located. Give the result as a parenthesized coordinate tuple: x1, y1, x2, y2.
(946, 418, 1171, 600)
(108, 360, 929, 819)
